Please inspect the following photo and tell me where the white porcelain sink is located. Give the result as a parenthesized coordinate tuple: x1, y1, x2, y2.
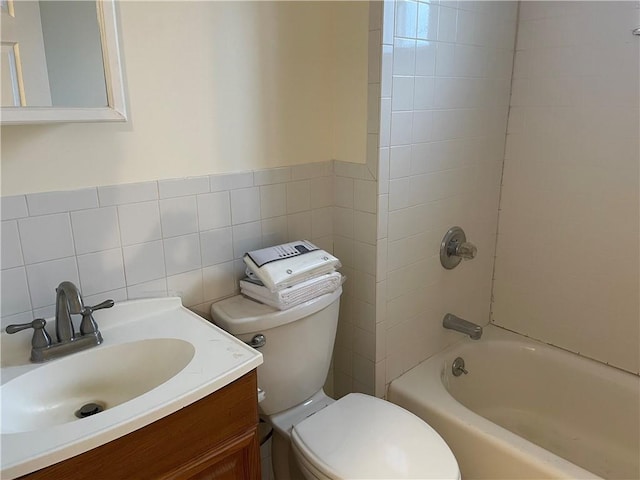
(0, 297, 262, 479)
(1, 338, 195, 434)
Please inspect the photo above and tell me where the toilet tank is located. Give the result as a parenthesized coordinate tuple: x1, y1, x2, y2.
(211, 287, 341, 416)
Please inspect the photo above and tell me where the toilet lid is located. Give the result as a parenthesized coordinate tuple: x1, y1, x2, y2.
(291, 393, 460, 480)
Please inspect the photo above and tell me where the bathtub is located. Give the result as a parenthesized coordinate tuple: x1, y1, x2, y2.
(388, 325, 640, 479)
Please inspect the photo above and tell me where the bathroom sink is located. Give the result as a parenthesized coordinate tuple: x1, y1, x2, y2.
(1, 338, 195, 434)
(0, 297, 262, 479)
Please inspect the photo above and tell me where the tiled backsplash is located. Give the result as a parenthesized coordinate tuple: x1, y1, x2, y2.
(1, 163, 334, 329)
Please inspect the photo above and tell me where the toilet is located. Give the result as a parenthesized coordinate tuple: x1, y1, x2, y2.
(211, 286, 460, 480)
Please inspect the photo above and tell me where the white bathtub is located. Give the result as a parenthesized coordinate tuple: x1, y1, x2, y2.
(388, 325, 640, 480)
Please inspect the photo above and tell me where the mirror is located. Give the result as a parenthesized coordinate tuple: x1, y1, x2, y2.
(1, 0, 126, 124)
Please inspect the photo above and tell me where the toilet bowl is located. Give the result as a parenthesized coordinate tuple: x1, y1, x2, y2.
(211, 287, 459, 480)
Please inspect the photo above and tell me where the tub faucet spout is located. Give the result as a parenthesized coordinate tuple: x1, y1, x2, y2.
(443, 313, 482, 340)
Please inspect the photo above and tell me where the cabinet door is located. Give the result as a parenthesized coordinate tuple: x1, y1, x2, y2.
(171, 428, 261, 480)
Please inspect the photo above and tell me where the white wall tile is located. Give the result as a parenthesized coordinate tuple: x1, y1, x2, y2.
(118, 201, 161, 246)
(210, 172, 253, 192)
(389, 145, 412, 179)
(27, 188, 98, 216)
(413, 76, 435, 110)
(98, 182, 158, 206)
(122, 240, 166, 286)
(391, 76, 415, 111)
(84, 288, 127, 307)
(311, 177, 333, 209)
(393, 38, 416, 75)
(254, 167, 291, 186)
(1, 267, 31, 316)
(26, 257, 79, 309)
(287, 212, 312, 241)
(203, 262, 236, 301)
(160, 196, 198, 238)
(1, 221, 23, 269)
(390, 111, 413, 146)
(367, 84, 381, 134)
(311, 207, 333, 239)
(1, 195, 28, 220)
(417, 2, 438, 41)
(197, 192, 231, 231)
(437, 5, 458, 42)
(127, 278, 168, 300)
(230, 187, 261, 225)
(232, 222, 262, 259)
(200, 227, 233, 267)
(354, 211, 377, 246)
(395, 0, 418, 38)
(334, 207, 355, 239)
(379, 98, 392, 148)
(354, 180, 378, 214)
(158, 176, 209, 199)
(163, 234, 201, 276)
(415, 40, 436, 76)
(167, 269, 203, 307)
(381, 45, 394, 98)
(71, 207, 120, 255)
(77, 249, 126, 296)
(411, 110, 432, 143)
(286, 181, 311, 214)
(334, 177, 355, 209)
(382, 0, 396, 45)
(260, 183, 287, 218)
(261, 217, 288, 248)
(19, 213, 75, 264)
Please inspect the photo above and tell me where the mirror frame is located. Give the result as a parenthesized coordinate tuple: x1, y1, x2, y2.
(1, 0, 127, 125)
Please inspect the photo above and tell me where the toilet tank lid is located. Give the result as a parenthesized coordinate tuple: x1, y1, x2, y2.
(211, 287, 341, 335)
(291, 393, 460, 480)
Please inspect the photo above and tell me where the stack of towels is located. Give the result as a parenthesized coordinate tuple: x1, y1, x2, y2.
(240, 240, 343, 310)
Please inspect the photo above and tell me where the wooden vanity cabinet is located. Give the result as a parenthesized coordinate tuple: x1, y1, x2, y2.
(21, 370, 261, 480)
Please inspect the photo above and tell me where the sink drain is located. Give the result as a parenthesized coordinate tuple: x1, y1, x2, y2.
(75, 402, 105, 419)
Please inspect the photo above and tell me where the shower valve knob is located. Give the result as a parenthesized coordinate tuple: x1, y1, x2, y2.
(454, 242, 477, 260)
(440, 226, 477, 269)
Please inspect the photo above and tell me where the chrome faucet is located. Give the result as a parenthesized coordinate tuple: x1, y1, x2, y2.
(55, 281, 84, 342)
(443, 313, 483, 340)
(5, 281, 113, 362)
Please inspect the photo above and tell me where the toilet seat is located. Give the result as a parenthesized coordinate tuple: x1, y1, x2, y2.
(291, 393, 460, 480)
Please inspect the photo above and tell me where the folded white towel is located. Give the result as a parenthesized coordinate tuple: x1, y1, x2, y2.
(240, 272, 343, 310)
(244, 248, 341, 292)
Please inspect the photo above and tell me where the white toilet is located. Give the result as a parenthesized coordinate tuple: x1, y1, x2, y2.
(211, 286, 460, 480)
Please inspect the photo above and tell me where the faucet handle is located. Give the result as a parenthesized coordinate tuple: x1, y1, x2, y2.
(80, 299, 114, 335)
(6, 319, 52, 349)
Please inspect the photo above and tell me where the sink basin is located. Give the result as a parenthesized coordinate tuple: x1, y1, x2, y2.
(1, 338, 195, 434)
(0, 297, 262, 479)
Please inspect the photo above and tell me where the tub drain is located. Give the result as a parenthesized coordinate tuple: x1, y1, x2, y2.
(75, 402, 105, 419)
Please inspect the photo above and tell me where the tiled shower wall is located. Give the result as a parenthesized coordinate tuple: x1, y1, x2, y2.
(493, 1, 640, 374)
(0, 163, 334, 330)
(375, 0, 518, 390)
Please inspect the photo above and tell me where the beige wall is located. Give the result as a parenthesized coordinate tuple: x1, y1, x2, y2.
(493, 1, 640, 374)
(1, 1, 367, 196)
